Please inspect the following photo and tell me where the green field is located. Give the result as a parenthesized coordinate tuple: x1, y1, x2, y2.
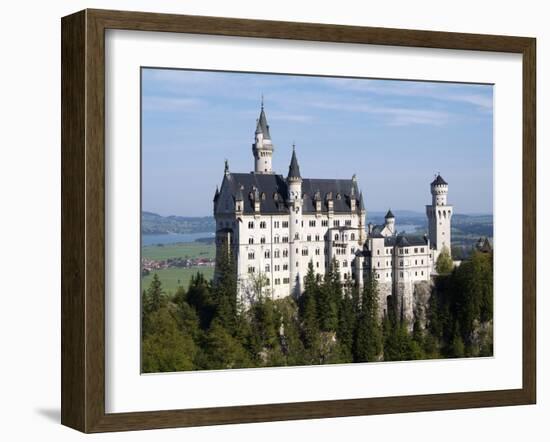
(142, 242, 215, 260)
(142, 266, 215, 294)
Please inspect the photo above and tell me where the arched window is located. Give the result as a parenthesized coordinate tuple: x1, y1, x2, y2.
(248, 237, 254, 244)
(351, 233, 355, 240)
(335, 233, 339, 241)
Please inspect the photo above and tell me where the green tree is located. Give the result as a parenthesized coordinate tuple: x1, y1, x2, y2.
(186, 272, 216, 330)
(436, 246, 454, 274)
(300, 262, 321, 363)
(200, 320, 251, 370)
(212, 242, 239, 333)
(317, 259, 341, 332)
(141, 307, 197, 373)
(353, 274, 383, 362)
(336, 284, 357, 362)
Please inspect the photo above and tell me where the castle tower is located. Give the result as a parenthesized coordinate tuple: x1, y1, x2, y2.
(287, 146, 303, 296)
(252, 98, 274, 174)
(426, 174, 453, 254)
(358, 192, 366, 244)
(384, 209, 395, 235)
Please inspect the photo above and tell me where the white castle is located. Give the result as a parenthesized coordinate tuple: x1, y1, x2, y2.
(213, 103, 453, 320)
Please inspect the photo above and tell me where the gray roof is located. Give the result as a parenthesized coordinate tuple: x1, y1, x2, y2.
(220, 172, 361, 215)
(288, 148, 301, 179)
(431, 174, 448, 186)
(385, 209, 395, 219)
(255, 106, 271, 140)
(384, 234, 428, 247)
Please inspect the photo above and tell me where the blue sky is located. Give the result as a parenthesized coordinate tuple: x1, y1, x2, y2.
(142, 68, 493, 217)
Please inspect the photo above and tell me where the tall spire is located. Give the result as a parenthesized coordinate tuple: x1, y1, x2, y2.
(287, 144, 301, 180)
(255, 98, 271, 140)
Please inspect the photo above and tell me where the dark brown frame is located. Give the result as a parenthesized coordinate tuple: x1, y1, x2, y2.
(61, 8, 536, 433)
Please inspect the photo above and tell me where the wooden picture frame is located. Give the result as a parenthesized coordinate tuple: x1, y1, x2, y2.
(61, 8, 536, 433)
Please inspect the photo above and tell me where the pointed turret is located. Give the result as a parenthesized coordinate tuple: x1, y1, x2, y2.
(252, 98, 274, 174)
(213, 185, 220, 202)
(385, 209, 395, 219)
(359, 192, 365, 211)
(287, 145, 302, 180)
(255, 98, 271, 140)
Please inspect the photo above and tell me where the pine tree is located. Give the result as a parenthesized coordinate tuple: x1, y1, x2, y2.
(212, 241, 238, 333)
(300, 262, 320, 363)
(353, 274, 383, 362)
(141, 307, 197, 373)
(436, 246, 454, 274)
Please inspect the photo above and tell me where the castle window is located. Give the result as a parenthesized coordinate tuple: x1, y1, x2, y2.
(414, 248, 418, 253)
(377, 262, 380, 267)
(307, 235, 312, 242)
(421, 259, 424, 265)
(261, 192, 266, 201)
(301, 220, 303, 227)
(274, 249, 280, 258)
(260, 221, 266, 228)
(377, 249, 380, 255)
(248, 266, 255, 274)
(283, 250, 288, 258)
(302, 249, 308, 256)
(282, 236, 289, 243)
(248, 221, 254, 229)
(351, 233, 355, 240)
(351, 247, 355, 254)
(315, 234, 320, 241)
(415, 259, 417, 265)
(265, 264, 270, 272)
(333, 220, 340, 227)
(345, 220, 352, 226)
(248, 252, 255, 260)
(315, 248, 320, 255)
(322, 220, 328, 227)
(421, 248, 425, 253)
(309, 220, 316, 227)
(248, 237, 254, 244)
(415, 271, 418, 276)
(260, 237, 266, 244)
(316, 262, 320, 268)
(282, 221, 289, 228)
(295, 233, 299, 240)
(283, 277, 289, 284)
(274, 221, 280, 228)
(335, 234, 339, 241)
(343, 273, 348, 279)
(283, 264, 288, 270)
(275, 278, 280, 285)
(400, 271, 403, 277)
(343, 260, 348, 267)
(399, 260, 403, 266)
(274, 235, 280, 244)
(336, 193, 341, 200)
(421, 271, 424, 276)
(265, 250, 270, 259)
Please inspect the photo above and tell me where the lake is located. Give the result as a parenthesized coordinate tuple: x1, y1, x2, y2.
(142, 224, 421, 246)
(142, 232, 215, 246)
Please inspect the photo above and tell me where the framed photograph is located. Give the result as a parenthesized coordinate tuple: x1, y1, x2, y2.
(61, 9, 536, 433)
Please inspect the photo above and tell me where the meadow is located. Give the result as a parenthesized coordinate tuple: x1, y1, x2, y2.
(142, 242, 215, 260)
(142, 266, 215, 294)
(141, 241, 216, 294)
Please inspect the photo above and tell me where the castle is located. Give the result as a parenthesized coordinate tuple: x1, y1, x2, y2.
(213, 103, 453, 319)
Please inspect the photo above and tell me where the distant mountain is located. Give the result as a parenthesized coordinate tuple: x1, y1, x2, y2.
(142, 211, 215, 234)
(141, 211, 492, 237)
